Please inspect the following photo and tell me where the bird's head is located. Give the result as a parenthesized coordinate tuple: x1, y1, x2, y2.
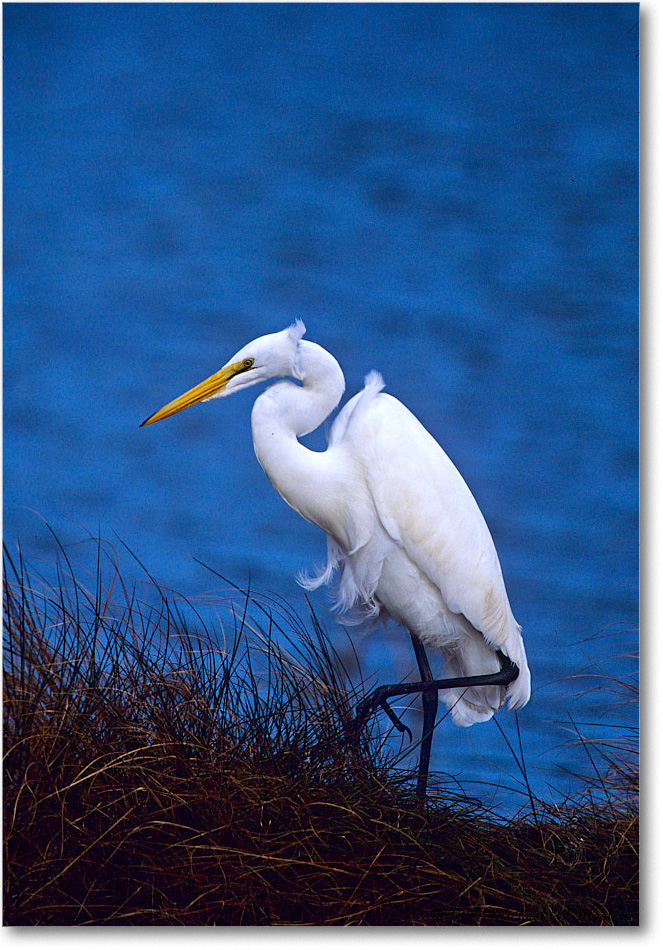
(140, 320, 306, 427)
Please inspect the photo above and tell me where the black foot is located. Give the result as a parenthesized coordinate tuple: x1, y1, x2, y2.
(378, 698, 413, 742)
(351, 651, 518, 741)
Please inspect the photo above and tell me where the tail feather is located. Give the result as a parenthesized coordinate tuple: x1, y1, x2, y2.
(502, 623, 531, 712)
(438, 623, 530, 727)
(441, 636, 503, 726)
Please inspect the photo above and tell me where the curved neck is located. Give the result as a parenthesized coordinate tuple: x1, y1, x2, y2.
(250, 340, 347, 536)
(252, 340, 345, 440)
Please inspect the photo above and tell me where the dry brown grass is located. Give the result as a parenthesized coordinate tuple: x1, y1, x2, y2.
(3, 542, 638, 925)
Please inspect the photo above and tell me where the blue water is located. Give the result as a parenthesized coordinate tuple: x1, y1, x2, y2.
(3, 3, 639, 813)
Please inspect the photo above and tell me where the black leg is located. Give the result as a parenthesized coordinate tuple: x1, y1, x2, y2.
(349, 651, 519, 799)
(410, 635, 437, 800)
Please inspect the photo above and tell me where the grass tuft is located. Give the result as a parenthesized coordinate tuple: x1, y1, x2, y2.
(3, 542, 638, 925)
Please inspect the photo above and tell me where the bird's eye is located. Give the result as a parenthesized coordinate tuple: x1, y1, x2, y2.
(243, 359, 254, 369)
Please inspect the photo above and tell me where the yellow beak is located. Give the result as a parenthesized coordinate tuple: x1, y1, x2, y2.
(140, 360, 251, 427)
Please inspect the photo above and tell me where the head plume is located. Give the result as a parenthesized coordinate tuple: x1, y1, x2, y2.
(286, 320, 306, 379)
(287, 319, 306, 345)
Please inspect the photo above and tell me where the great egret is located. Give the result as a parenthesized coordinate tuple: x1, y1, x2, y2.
(141, 321, 530, 795)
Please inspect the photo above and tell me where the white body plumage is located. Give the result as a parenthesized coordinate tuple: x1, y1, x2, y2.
(142, 321, 530, 727)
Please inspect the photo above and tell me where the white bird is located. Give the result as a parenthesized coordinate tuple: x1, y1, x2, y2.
(141, 321, 530, 794)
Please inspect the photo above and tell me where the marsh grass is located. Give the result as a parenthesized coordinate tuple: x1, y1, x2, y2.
(3, 541, 638, 925)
